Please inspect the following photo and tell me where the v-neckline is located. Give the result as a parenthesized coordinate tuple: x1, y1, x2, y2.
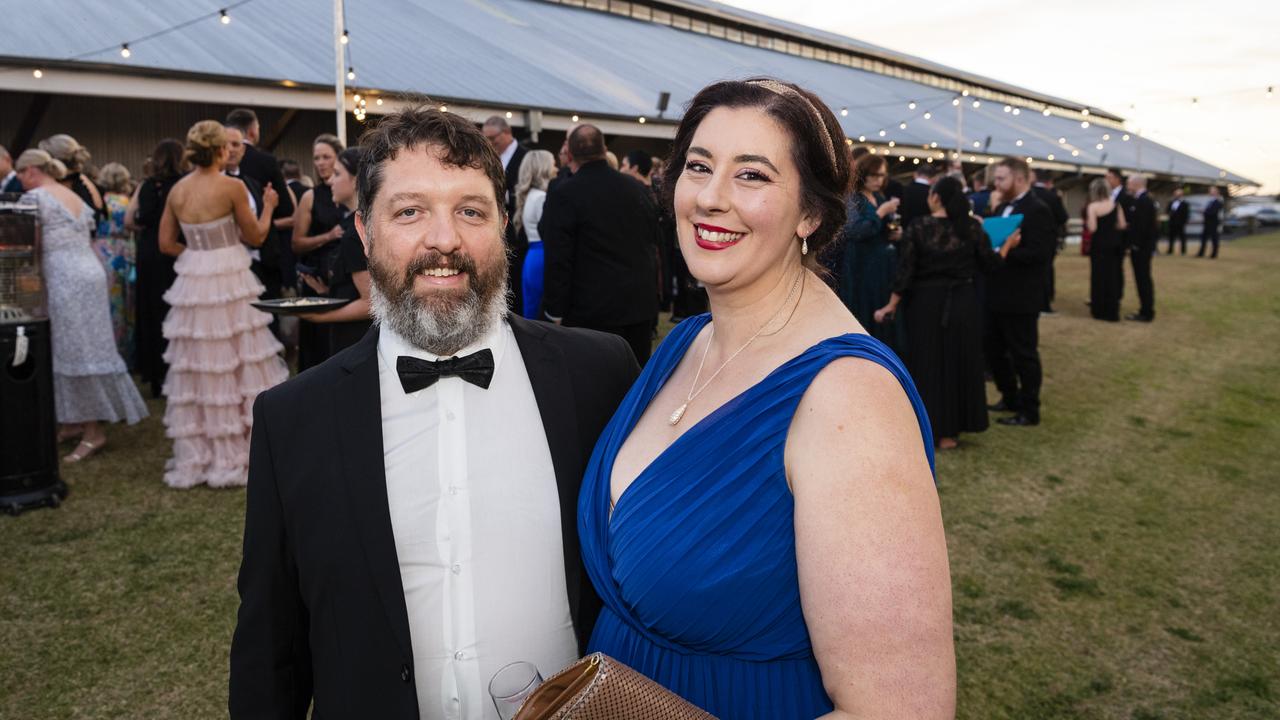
(607, 318, 858, 528)
(37, 187, 87, 221)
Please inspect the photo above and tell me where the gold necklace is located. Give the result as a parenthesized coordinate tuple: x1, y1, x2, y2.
(669, 270, 805, 425)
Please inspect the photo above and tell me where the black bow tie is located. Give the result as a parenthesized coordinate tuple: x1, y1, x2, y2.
(396, 350, 494, 393)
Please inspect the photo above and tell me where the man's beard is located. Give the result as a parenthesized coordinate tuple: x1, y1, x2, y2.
(367, 235, 509, 357)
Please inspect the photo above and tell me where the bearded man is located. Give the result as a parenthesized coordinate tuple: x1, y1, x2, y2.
(229, 107, 639, 720)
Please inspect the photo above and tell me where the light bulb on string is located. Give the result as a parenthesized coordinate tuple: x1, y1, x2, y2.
(908, 101, 916, 110)
(347, 67, 355, 80)
(376, 98, 383, 106)
(972, 141, 980, 148)
(1012, 108, 1021, 115)
(1081, 108, 1090, 116)
(1122, 134, 1130, 141)
(33, 69, 43, 78)
(929, 142, 937, 148)
(888, 141, 896, 148)
(571, 114, 579, 122)
(220, 9, 230, 24)
(1080, 121, 1090, 128)
(638, 117, 646, 124)
(1047, 154, 1055, 161)
(1267, 86, 1273, 99)
(440, 105, 448, 112)
(972, 100, 981, 108)
(898, 155, 905, 162)
(341, 30, 349, 44)
(353, 93, 361, 102)
(1042, 108, 1051, 116)
(120, 43, 131, 58)
(1015, 139, 1023, 147)
(969, 156, 976, 162)
(858, 135, 866, 142)
(1072, 150, 1080, 157)
(1059, 137, 1067, 144)
(840, 106, 848, 117)
(1103, 134, 1111, 141)
(923, 112, 932, 120)
(962, 90, 970, 97)
(1096, 143, 1104, 150)
(878, 129, 886, 137)
(1003, 105, 1012, 113)
(952, 98, 960, 106)
(912, 157, 920, 165)
(505, 111, 513, 119)
(899, 122, 907, 129)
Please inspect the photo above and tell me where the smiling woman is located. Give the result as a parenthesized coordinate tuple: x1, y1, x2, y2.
(578, 78, 955, 718)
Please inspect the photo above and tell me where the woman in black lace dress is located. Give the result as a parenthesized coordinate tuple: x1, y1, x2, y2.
(1085, 178, 1127, 321)
(874, 176, 1020, 449)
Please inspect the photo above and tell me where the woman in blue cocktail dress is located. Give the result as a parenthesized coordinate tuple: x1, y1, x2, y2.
(578, 79, 955, 719)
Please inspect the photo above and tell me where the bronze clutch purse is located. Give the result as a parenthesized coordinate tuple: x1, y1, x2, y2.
(514, 653, 717, 720)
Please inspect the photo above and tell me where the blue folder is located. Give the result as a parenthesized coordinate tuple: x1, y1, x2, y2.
(983, 214, 1023, 249)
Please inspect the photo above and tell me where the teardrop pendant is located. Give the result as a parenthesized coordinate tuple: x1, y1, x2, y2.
(668, 403, 688, 425)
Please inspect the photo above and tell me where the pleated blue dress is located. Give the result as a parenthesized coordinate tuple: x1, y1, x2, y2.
(579, 314, 935, 718)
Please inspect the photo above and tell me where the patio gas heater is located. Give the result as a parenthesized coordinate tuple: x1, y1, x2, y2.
(0, 194, 66, 514)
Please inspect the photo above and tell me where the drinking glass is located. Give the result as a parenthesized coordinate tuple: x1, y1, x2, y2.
(489, 661, 543, 720)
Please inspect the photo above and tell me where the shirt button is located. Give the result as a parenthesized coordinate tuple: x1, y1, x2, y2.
(451, 563, 461, 574)
(400, 663, 411, 683)
(454, 650, 465, 661)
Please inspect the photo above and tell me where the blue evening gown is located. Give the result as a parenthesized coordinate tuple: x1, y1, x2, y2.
(579, 313, 934, 718)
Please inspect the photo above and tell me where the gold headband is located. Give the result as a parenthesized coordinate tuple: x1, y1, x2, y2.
(748, 79, 838, 170)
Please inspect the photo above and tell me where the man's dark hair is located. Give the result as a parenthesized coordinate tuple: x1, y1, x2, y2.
(851, 146, 870, 161)
(225, 108, 258, 133)
(356, 105, 506, 222)
(997, 156, 1030, 179)
(567, 125, 607, 164)
(662, 78, 851, 260)
(624, 150, 652, 176)
(1106, 166, 1125, 182)
(916, 158, 943, 178)
(279, 159, 301, 179)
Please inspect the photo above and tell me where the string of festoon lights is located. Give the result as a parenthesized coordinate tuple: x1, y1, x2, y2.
(23, 1, 255, 78)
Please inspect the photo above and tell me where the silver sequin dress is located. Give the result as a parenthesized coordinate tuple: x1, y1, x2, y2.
(25, 188, 147, 425)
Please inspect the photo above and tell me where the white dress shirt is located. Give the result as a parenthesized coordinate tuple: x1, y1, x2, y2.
(377, 321, 576, 720)
(1110, 185, 1122, 201)
(226, 168, 261, 262)
(498, 141, 518, 174)
(1002, 190, 1029, 218)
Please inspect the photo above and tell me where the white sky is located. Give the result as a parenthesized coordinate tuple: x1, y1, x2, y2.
(720, 0, 1280, 194)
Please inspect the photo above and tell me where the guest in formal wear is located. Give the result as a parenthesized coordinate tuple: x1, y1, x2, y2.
(94, 161, 137, 365)
(275, 158, 304, 290)
(158, 120, 287, 489)
(483, 115, 529, 313)
(622, 150, 671, 315)
(1200, 186, 1223, 258)
(16, 149, 147, 462)
(873, 176, 1020, 449)
(1085, 178, 1127, 322)
(0, 145, 23, 193)
(223, 125, 284, 341)
(230, 106, 639, 720)
(1123, 174, 1158, 322)
(292, 134, 347, 370)
(539, 124, 660, 365)
(297, 148, 372, 356)
(38, 134, 104, 223)
(1031, 170, 1068, 314)
(225, 109, 295, 299)
(579, 78, 952, 719)
(969, 169, 992, 216)
(899, 159, 940, 231)
(131, 139, 185, 398)
(514, 149, 557, 319)
(838, 153, 904, 354)
(1166, 187, 1190, 255)
(984, 157, 1056, 426)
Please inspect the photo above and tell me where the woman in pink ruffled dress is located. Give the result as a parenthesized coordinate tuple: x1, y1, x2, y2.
(157, 120, 288, 488)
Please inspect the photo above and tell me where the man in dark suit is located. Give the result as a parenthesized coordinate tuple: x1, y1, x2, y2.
(0, 145, 23, 194)
(223, 126, 284, 340)
(1123, 174, 1158, 322)
(226, 108, 295, 294)
(1166, 187, 1190, 255)
(230, 106, 639, 720)
(483, 115, 529, 314)
(1030, 170, 1068, 314)
(539, 124, 659, 365)
(1199, 186, 1223, 258)
(899, 160, 939, 231)
(984, 157, 1057, 427)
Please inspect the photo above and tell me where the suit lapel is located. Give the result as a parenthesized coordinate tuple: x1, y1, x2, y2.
(509, 316, 585, 618)
(334, 327, 413, 657)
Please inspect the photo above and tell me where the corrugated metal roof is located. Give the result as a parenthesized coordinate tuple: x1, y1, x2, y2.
(0, 0, 1251, 184)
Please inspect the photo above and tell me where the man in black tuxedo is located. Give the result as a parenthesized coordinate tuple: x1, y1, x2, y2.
(984, 157, 1057, 427)
(1166, 187, 1190, 255)
(1199, 186, 1223, 258)
(899, 160, 939, 231)
(226, 108, 295, 294)
(0, 145, 22, 194)
(230, 107, 639, 720)
(539, 124, 659, 365)
(483, 116, 529, 314)
(223, 126, 283, 322)
(1123, 174, 1158, 322)
(1030, 170, 1068, 314)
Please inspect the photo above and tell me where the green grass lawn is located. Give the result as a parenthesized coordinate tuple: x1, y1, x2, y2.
(2, 234, 1278, 719)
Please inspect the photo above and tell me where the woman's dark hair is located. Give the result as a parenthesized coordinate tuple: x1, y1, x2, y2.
(851, 153, 887, 194)
(150, 139, 186, 179)
(660, 78, 851, 262)
(930, 175, 978, 246)
(337, 147, 362, 180)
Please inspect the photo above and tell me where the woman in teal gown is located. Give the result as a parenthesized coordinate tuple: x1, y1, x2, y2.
(578, 79, 955, 719)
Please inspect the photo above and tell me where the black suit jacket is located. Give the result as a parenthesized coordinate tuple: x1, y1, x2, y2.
(538, 160, 659, 327)
(502, 144, 528, 248)
(229, 318, 638, 720)
(229, 172, 283, 280)
(240, 142, 295, 220)
(1125, 191, 1158, 251)
(1168, 199, 1190, 228)
(899, 180, 931, 231)
(986, 192, 1056, 314)
(1031, 184, 1069, 231)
